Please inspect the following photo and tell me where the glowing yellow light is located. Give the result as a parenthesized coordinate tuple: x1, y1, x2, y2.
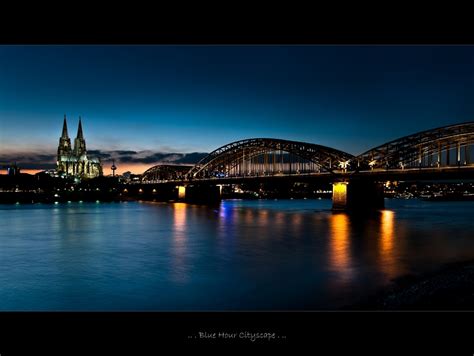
(333, 182, 347, 194)
(123, 188, 128, 193)
(138, 188, 143, 193)
(332, 182, 348, 210)
(177, 186, 186, 199)
(152, 188, 157, 193)
(338, 160, 350, 170)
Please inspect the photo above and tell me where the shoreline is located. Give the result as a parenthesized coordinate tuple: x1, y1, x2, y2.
(342, 259, 474, 310)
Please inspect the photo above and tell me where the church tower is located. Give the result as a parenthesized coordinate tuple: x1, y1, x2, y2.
(58, 114, 72, 158)
(56, 115, 102, 178)
(74, 116, 87, 156)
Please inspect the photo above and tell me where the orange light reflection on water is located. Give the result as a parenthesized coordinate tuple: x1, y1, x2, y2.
(379, 210, 398, 278)
(171, 203, 188, 282)
(328, 213, 351, 276)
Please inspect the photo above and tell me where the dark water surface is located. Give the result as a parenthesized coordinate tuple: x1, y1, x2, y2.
(1, 199, 474, 310)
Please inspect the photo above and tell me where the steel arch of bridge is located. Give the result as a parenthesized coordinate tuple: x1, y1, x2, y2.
(142, 164, 193, 183)
(186, 138, 355, 178)
(355, 122, 474, 170)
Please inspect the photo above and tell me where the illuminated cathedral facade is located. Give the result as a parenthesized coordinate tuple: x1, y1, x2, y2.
(57, 115, 103, 178)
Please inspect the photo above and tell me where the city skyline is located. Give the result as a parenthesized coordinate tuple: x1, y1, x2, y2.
(1, 45, 474, 174)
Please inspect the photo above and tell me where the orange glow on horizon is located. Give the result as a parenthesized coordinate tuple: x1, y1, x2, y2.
(0, 163, 156, 177)
(103, 163, 153, 176)
(0, 168, 42, 175)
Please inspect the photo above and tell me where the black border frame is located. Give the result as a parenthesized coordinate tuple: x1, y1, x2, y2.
(1, 12, 474, 353)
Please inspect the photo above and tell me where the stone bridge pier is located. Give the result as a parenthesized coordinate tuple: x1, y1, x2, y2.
(332, 179, 384, 211)
(178, 184, 222, 204)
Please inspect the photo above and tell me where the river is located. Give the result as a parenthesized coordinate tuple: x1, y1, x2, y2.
(1, 199, 474, 310)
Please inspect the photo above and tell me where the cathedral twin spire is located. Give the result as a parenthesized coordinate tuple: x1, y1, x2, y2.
(61, 114, 69, 138)
(57, 114, 103, 178)
(61, 114, 83, 140)
(77, 116, 84, 139)
(60, 115, 86, 156)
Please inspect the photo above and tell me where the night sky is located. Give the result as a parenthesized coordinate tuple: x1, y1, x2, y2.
(1, 45, 474, 174)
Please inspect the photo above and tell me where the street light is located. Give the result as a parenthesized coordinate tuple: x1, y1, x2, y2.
(338, 160, 350, 172)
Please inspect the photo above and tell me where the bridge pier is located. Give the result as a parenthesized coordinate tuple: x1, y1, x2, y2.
(183, 184, 222, 204)
(332, 179, 384, 211)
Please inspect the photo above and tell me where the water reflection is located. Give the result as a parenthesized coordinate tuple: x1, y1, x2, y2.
(378, 209, 405, 280)
(273, 211, 286, 231)
(2, 199, 474, 310)
(328, 213, 353, 282)
(243, 208, 254, 225)
(171, 203, 188, 282)
(379, 210, 395, 276)
(291, 213, 303, 236)
(259, 209, 269, 225)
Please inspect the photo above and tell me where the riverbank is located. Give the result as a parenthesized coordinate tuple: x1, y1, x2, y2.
(0, 191, 123, 203)
(344, 259, 474, 310)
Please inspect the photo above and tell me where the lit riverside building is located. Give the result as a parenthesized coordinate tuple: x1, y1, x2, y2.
(57, 115, 103, 178)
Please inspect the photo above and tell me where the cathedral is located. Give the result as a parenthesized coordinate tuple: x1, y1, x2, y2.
(57, 115, 103, 178)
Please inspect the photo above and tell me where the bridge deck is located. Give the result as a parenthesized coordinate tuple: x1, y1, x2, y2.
(138, 165, 474, 186)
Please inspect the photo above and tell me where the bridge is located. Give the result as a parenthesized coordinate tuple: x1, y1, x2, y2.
(132, 122, 474, 210)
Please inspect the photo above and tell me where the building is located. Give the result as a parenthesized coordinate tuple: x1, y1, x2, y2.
(6, 163, 20, 176)
(57, 115, 103, 178)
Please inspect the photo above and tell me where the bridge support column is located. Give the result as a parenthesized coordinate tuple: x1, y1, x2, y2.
(332, 182, 348, 210)
(184, 184, 222, 204)
(332, 179, 384, 211)
(177, 185, 186, 201)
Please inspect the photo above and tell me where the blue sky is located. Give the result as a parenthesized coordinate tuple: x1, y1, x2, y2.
(1, 45, 473, 173)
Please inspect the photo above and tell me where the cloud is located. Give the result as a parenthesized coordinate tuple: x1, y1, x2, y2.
(0, 149, 208, 171)
(0, 152, 57, 170)
(108, 151, 207, 164)
(87, 150, 112, 159)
